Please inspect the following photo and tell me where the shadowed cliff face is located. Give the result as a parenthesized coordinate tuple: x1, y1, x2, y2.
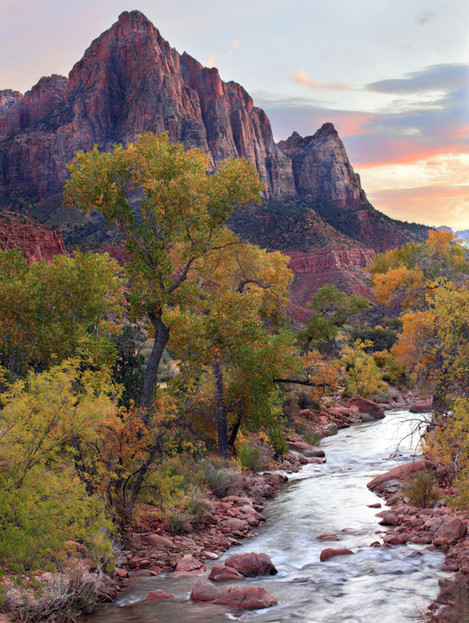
(0, 211, 66, 263)
(277, 125, 420, 253)
(0, 10, 294, 203)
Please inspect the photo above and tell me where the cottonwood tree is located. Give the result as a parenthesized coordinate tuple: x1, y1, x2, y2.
(0, 249, 123, 378)
(64, 133, 263, 416)
(298, 284, 369, 355)
(371, 232, 469, 411)
(164, 229, 297, 457)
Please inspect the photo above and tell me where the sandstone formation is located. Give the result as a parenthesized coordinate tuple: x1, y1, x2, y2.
(319, 547, 354, 562)
(0, 10, 429, 309)
(190, 581, 277, 610)
(0, 210, 65, 263)
(224, 552, 278, 577)
(278, 124, 423, 253)
(0, 10, 294, 205)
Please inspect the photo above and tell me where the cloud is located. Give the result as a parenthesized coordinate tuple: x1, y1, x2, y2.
(227, 39, 240, 56)
(415, 10, 437, 25)
(290, 69, 349, 91)
(366, 185, 469, 229)
(206, 50, 218, 67)
(255, 63, 469, 228)
(367, 64, 469, 94)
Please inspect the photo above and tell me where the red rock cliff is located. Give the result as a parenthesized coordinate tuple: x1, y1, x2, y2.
(0, 211, 66, 263)
(278, 124, 422, 252)
(0, 10, 294, 202)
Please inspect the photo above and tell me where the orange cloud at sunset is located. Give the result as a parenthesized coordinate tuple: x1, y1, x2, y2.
(368, 185, 469, 230)
(360, 154, 469, 229)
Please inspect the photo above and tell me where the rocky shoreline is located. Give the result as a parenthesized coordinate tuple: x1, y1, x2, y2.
(105, 395, 396, 610)
(1, 394, 431, 621)
(367, 459, 469, 622)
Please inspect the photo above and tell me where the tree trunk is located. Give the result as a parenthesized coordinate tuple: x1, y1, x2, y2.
(228, 414, 242, 450)
(212, 357, 230, 459)
(140, 313, 170, 420)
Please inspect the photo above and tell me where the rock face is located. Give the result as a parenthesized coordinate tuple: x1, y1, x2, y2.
(0, 10, 429, 309)
(278, 125, 422, 253)
(0, 210, 65, 263)
(0, 10, 294, 204)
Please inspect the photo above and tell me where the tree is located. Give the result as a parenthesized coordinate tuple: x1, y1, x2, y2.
(0, 249, 124, 378)
(371, 230, 468, 310)
(163, 229, 297, 457)
(64, 133, 263, 415)
(0, 361, 116, 571)
(372, 232, 469, 412)
(298, 284, 369, 355)
(340, 339, 384, 397)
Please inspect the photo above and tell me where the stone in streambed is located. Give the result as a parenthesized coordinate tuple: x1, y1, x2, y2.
(433, 518, 467, 546)
(367, 460, 433, 494)
(145, 589, 174, 601)
(320, 547, 354, 562)
(212, 585, 277, 609)
(174, 554, 206, 574)
(348, 396, 385, 420)
(190, 580, 222, 602)
(209, 564, 243, 582)
(224, 552, 277, 577)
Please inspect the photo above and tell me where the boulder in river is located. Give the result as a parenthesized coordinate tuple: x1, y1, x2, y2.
(348, 396, 385, 420)
(212, 585, 277, 609)
(224, 552, 278, 577)
(145, 589, 174, 600)
(367, 459, 434, 495)
(190, 581, 277, 609)
(409, 399, 432, 413)
(190, 580, 222, 602)
(320, 547, 354, 562)
(209, 564, 243, 582)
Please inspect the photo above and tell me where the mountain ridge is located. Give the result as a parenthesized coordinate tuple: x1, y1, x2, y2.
(0, 10, 429, 308)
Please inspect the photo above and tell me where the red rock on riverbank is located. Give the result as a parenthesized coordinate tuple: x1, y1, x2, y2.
(368, 461, 469, 622)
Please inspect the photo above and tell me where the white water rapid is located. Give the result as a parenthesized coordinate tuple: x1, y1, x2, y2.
(84, 410, 447, 623)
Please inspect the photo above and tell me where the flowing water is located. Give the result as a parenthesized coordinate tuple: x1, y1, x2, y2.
(84, 410, 446, 623)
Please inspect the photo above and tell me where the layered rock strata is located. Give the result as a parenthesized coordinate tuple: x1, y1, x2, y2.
(0, 10, 294, 203)
(0, 210, 65, 263)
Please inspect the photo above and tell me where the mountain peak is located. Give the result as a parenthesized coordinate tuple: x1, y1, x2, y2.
(313, 122, 338, 138)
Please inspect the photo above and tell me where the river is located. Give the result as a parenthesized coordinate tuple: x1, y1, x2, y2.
(84, 409, 446, 623)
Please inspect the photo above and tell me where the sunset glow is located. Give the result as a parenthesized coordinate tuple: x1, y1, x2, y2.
(0, 0, 468, 228)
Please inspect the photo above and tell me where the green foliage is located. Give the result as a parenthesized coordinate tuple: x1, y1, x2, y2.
(238, 442, 265, 471)
(200, 458, 240, 499)
(0, 248, 123, 377)
(403, 471, 438, 508)
(0, 361, 116, 573)
(268, 426, 289, 456)
(349, 322, 399, 352)
(298, 284, 369, 354)
(64, 133, 264, 419)
(341, 339, 385, 397)
(305, 430, 321, 446)
(112, 325, 146, 407)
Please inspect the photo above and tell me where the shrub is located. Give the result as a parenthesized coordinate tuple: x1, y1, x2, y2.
(305, 430, 321, 446)
(200, 459, 240, 499)
(268, 427, 288, 456)
(403, 471, 438, 508)
(238, 442, 265, 471)
(3, 563, 106, 623)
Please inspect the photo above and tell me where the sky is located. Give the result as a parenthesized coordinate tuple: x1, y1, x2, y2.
(1, 0, 468, 230)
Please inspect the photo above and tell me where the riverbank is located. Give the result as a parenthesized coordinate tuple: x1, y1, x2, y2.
(367, 458, 469, 622)
(0, 393, 409, 622)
